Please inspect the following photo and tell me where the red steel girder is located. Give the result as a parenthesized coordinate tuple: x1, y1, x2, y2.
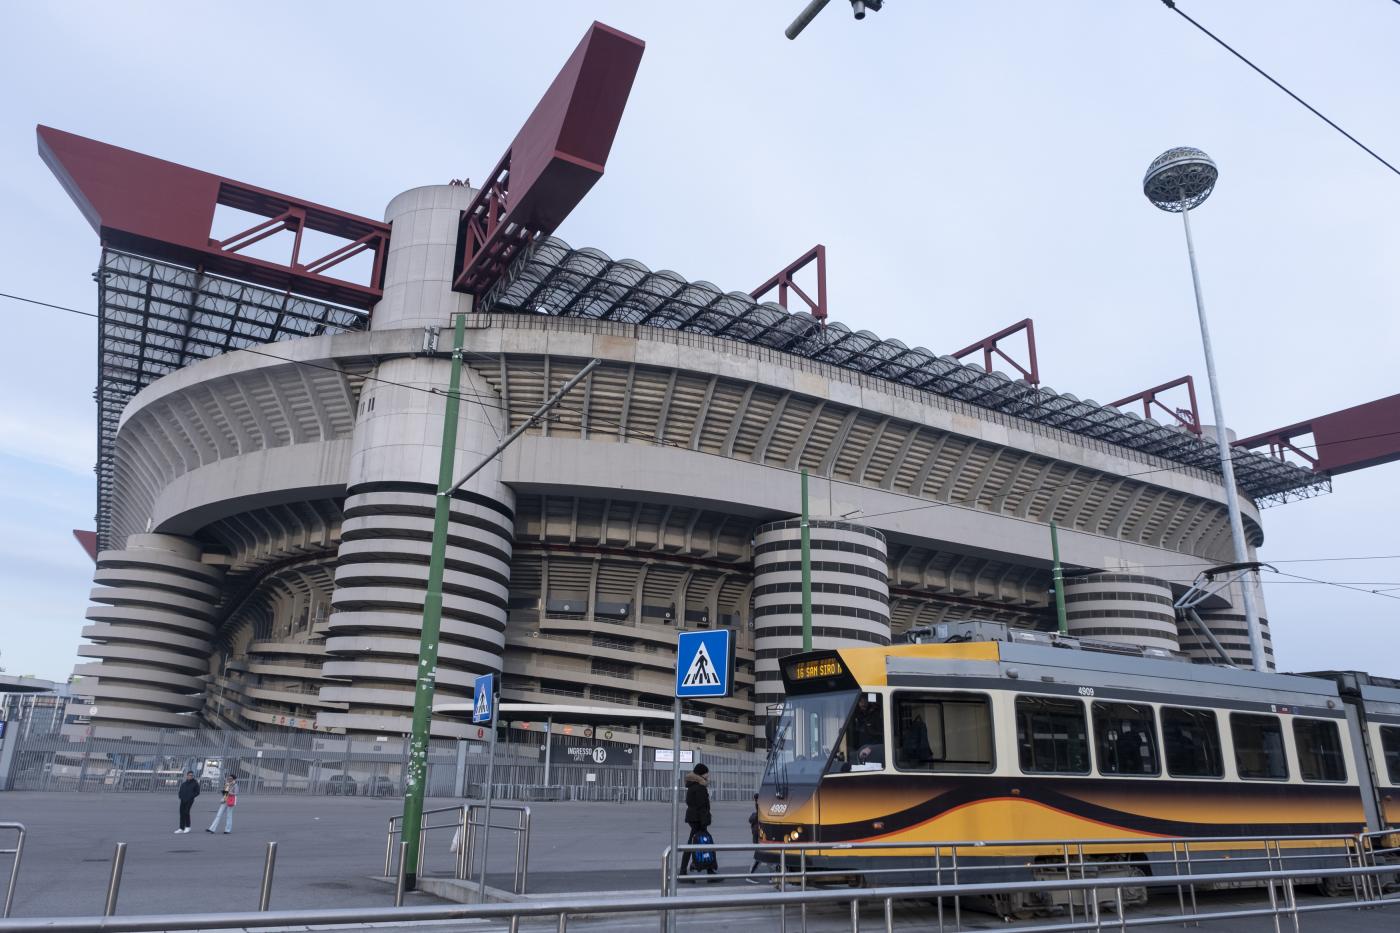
(751, 245, 828, 323)
(1234, 393, 1400, 476)
(453, 22, 645, 296)
(37, 125, 389, 309)
(951, 318, 1040, 385)
(1109, 375, 1202, 435)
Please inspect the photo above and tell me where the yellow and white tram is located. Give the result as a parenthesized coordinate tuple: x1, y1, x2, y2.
(756, 625, 1400, 903)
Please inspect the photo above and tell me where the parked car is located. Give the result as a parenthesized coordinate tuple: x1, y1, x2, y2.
(363, 776, 397, 798)
(325, 774, 358, 796)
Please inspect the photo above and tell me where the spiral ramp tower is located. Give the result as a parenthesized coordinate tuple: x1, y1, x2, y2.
(752, 519, 892, 736)
(76, 534, 222, 732)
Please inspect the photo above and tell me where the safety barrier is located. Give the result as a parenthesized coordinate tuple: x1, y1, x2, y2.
(0, 823, 23, 919)
(383, 803, 531, 894)
(0, 864, 1394, 932)
(662, 831, 1396, 932)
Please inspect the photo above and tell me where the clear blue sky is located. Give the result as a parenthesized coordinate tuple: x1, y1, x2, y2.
(1, 2, 1397, 680)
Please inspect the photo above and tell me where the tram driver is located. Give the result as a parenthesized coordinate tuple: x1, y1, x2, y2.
(832, 693, 885, 772)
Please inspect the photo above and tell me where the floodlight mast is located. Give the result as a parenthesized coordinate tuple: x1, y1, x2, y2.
(1143, 147, 1268, 673)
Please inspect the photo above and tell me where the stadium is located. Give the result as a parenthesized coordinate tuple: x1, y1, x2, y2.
(41, 24, 1332, 752)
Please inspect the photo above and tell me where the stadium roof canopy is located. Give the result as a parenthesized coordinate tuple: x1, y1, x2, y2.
(482, 236, 1328, 507)
(92, 249, 368, 550)
(87, 236, 1328, 548)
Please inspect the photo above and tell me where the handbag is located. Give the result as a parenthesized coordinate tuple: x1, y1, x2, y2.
(225, 793, 237, 806)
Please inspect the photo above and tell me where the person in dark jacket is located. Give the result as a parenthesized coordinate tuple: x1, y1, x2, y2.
(175, 770, 200, 833)
(746, 792, 762, 882)
(680, 763, 717, 877)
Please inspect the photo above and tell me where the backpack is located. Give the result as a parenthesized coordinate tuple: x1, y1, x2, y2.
(690, 830, 716, 871)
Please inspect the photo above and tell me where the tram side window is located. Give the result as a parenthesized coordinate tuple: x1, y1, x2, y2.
(894, 693, 994, 773)
(1092, 702, 1159, 775)
(1231, 713, 1289, 780)
(1161, 707, 1224, 778)
(1292, 718, 1346, 782)
(1378, 726, 1400, 783)
(1016, 696, 1090, 774)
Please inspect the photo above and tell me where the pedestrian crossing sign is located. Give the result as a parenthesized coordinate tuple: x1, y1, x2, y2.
(473, 673, 494, 724)
(675, 629, 733, 698)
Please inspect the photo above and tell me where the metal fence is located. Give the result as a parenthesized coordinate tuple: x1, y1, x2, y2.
(0, 719, 765, 802)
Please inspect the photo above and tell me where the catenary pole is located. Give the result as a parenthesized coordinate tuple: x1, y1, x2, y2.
(401, 311, 467, 890)
(1050, 520, 1068, 636)
(800, 470, 813, 651)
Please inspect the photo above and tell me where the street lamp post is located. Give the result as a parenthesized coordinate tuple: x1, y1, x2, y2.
(1143, 147, 1267, 672)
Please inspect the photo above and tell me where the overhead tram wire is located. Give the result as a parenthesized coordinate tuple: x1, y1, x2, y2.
(8, 288, 1393, 548)
(1266, 568, 1400, 601)
(1160, 1, 1400, 180)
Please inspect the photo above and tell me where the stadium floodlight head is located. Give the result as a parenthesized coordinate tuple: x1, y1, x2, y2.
(1143, 146, 1218, 213)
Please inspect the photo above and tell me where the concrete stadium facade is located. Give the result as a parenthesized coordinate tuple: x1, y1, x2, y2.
(74, 182, 1289, 749)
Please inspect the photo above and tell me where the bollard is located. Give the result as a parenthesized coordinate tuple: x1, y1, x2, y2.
(395, 841, 409, 906)
(258, 841, 278, 911)
(103, 843, 127, 917)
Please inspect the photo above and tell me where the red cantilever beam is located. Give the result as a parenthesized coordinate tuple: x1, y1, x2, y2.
(951, 318, 1039, 385)
(37, 125, 389, 309)
(1234, 393, 1400, 476)
(751, 245, 827, 322)
(453, 23, 645, 295)
(1109, 375, 1202, 435)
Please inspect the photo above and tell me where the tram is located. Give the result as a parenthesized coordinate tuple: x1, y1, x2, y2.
(756, 622, 1400, 912)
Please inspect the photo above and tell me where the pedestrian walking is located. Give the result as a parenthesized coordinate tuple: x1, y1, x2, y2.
(746, 792, 763, 882)
(206, 774, 238, 834)
(174, 770, 200, 834)
(679, 763, 718, 879)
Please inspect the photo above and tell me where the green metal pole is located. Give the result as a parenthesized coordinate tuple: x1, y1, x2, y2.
(400, 312, 467, 890)
(1050, 519, 1068, 636)
(800, 470, 812, 652)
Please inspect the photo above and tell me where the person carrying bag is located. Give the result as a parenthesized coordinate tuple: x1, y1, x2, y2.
(206, 775, 238, 834)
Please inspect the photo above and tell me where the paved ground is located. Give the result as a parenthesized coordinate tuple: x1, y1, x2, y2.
(0, 792, 755, 917)
(0, 791, 1393, 932)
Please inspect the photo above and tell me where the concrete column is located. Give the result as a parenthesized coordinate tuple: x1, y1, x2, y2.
(371, 185, 477, 331)
(319, 186, 514, 738)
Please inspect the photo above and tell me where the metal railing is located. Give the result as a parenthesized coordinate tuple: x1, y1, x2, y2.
(461, 803, 531, 895)
(0, 823, 23, 919)
(384, 806, 468, 881)
(383, 803, 531, 894)
(0, 864, 1394, 933)
(663, 831, 1396, 932)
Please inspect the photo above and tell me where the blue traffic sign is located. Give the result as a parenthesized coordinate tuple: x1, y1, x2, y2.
(473, 673, 494, 724)
(675, 629, 733, 698)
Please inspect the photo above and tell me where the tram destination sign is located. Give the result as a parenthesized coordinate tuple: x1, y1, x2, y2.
(790, 657, 844, 681)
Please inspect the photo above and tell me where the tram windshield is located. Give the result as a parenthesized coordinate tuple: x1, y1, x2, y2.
(763, 690, 857, 793)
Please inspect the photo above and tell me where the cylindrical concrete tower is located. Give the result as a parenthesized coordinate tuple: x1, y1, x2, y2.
(76, 533, 223, 735)
(752, 519, 891, 742)
(1062, 572, 1179, 653)
(319, 185, 515, 738)
(371, 185, 476, 331)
